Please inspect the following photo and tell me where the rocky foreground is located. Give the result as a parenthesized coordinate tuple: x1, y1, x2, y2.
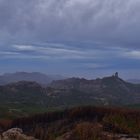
(0, 128, 139, 140)
(0, 128, 38, 140)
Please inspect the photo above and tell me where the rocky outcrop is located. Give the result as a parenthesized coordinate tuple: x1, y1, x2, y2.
(0, 128, 38, 140)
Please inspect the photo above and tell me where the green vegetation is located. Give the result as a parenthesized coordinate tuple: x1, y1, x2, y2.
(0, 104, 64, 119)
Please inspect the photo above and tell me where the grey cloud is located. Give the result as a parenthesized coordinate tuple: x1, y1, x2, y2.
(122, 50, 140, 59)
(0, 0, 140, 46)
(0, 42, 135, 60)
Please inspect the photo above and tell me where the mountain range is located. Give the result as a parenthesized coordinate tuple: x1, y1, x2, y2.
(49, 75, 140, 105)
(0, 73, 140, 118)
(127, 79, 140, 84)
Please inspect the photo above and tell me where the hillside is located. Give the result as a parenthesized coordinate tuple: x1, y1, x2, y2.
(0, 81, 48, 118)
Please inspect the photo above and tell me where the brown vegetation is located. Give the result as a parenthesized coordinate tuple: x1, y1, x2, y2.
(0, 106, 140, 140)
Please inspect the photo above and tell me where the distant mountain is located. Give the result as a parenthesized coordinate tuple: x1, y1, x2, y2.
(0, 72, 65, 86)
(49, 75, 140, 105)
(127, 79, 140, 84)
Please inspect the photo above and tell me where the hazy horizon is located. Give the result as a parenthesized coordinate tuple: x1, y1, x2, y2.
(0, 70, 139, 80)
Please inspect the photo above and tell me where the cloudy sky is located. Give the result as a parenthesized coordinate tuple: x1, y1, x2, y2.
(0, 0, 140, 79)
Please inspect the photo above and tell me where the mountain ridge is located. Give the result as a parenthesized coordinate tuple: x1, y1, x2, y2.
(48, 75, 140, 105)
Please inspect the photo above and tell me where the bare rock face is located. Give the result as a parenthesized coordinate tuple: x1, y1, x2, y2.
(0, 128, 38, 140)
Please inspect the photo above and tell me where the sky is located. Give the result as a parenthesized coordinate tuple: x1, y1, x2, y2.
(0, 0, 140, 79)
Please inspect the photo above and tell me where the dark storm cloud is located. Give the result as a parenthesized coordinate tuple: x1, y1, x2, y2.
(0, 0, 140, 45)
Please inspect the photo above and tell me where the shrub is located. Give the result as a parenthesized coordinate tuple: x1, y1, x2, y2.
(73, 122, 102, 140)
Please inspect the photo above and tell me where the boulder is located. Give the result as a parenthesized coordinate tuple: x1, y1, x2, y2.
(0, 128, 38, 140)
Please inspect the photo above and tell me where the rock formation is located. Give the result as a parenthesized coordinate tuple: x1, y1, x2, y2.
(0, 128, 38, 140)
